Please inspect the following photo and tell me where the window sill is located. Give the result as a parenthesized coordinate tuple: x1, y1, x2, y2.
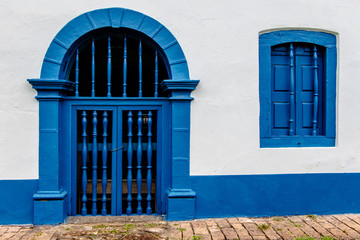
(260, 136, 335, 148)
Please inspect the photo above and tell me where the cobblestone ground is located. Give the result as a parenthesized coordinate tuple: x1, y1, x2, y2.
(2, 214, 360, 239)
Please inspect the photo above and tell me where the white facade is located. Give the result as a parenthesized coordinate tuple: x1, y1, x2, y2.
(0, 0, 360, 179)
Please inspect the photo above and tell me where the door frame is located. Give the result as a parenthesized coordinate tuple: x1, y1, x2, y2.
(28, 8, 199, 223)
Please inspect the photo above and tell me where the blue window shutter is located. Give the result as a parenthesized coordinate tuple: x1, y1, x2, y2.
(295, 45, 324, 136)
(270, 44, 326, 137)
(259, 30, 336, 148)
(271, 47, 290, 136)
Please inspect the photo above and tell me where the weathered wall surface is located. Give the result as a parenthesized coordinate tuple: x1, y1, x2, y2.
(0, 0, 359, 179)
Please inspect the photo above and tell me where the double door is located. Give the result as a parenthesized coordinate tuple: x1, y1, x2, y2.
(71, 105, 162, 216)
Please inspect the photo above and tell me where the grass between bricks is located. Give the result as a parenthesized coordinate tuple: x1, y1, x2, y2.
(294, 236, 336, 240)
(258, 224, 271, 230)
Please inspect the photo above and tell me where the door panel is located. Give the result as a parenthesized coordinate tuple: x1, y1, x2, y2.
(73, 106, 158, 216)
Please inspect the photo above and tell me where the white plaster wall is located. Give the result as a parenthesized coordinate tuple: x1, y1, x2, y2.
(0, 0, 359, 179)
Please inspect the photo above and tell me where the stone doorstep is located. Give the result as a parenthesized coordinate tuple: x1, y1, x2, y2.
(65, 215, 163, 224)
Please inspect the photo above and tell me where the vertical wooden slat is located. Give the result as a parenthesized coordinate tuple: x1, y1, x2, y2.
(123, 36, 127, 97)
(75, 49, 79, 97)
(146, 111, 153, 214)
(154, 51, 158, 97)
(101, 111, 108, 215)
(92, 111, 98, 215)
(136, 111, 143, 214)
(126, 111, 133, 215)
(139, 40, 143, 97)
(91, 37, 95, 97)
(111, 109, 117, 215)
(107, 36, 112, 97)
(81, 111, 87, 216)
(312, 45, 319, 136)
(289, 43, 295, 136)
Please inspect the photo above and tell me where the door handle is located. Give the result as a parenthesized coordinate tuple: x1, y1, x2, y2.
(110, 145, 124, 152)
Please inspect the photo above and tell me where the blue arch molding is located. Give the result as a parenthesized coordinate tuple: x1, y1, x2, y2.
(259, 30, 336, 147)
(27, 7, 199, 224)
(259, 30, 336, 47)
(41, 8, 190, 81)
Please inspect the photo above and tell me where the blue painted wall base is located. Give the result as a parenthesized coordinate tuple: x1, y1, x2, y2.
(0, 180, 38, 224)
(190, 173, 360, 219)
(33, 190, 67, 225)
(1, 173, 360, 224)
(34, 198, 67, 225)
(166, 189, 196, 220)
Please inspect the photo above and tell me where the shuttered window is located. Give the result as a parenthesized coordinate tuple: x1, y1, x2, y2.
(259, 31, 336, 148)
(271, 43, 325, 136)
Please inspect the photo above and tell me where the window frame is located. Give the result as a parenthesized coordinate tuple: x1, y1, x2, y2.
(259, 30, 337, 148)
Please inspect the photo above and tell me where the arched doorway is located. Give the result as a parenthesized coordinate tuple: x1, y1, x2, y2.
(66, 27, 171, 216)
(29, 8, 199, 224)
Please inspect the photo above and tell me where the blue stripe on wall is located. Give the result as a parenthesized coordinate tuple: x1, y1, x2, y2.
(0, 180, 38, 224)
(0, 174, 360, 224)
(190, 173, 360, 219)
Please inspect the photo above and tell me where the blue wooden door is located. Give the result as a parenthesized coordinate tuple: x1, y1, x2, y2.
(72, 105, 159, 216)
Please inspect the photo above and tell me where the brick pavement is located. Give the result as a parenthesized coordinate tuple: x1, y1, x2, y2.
(2, 214, 360, 239)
